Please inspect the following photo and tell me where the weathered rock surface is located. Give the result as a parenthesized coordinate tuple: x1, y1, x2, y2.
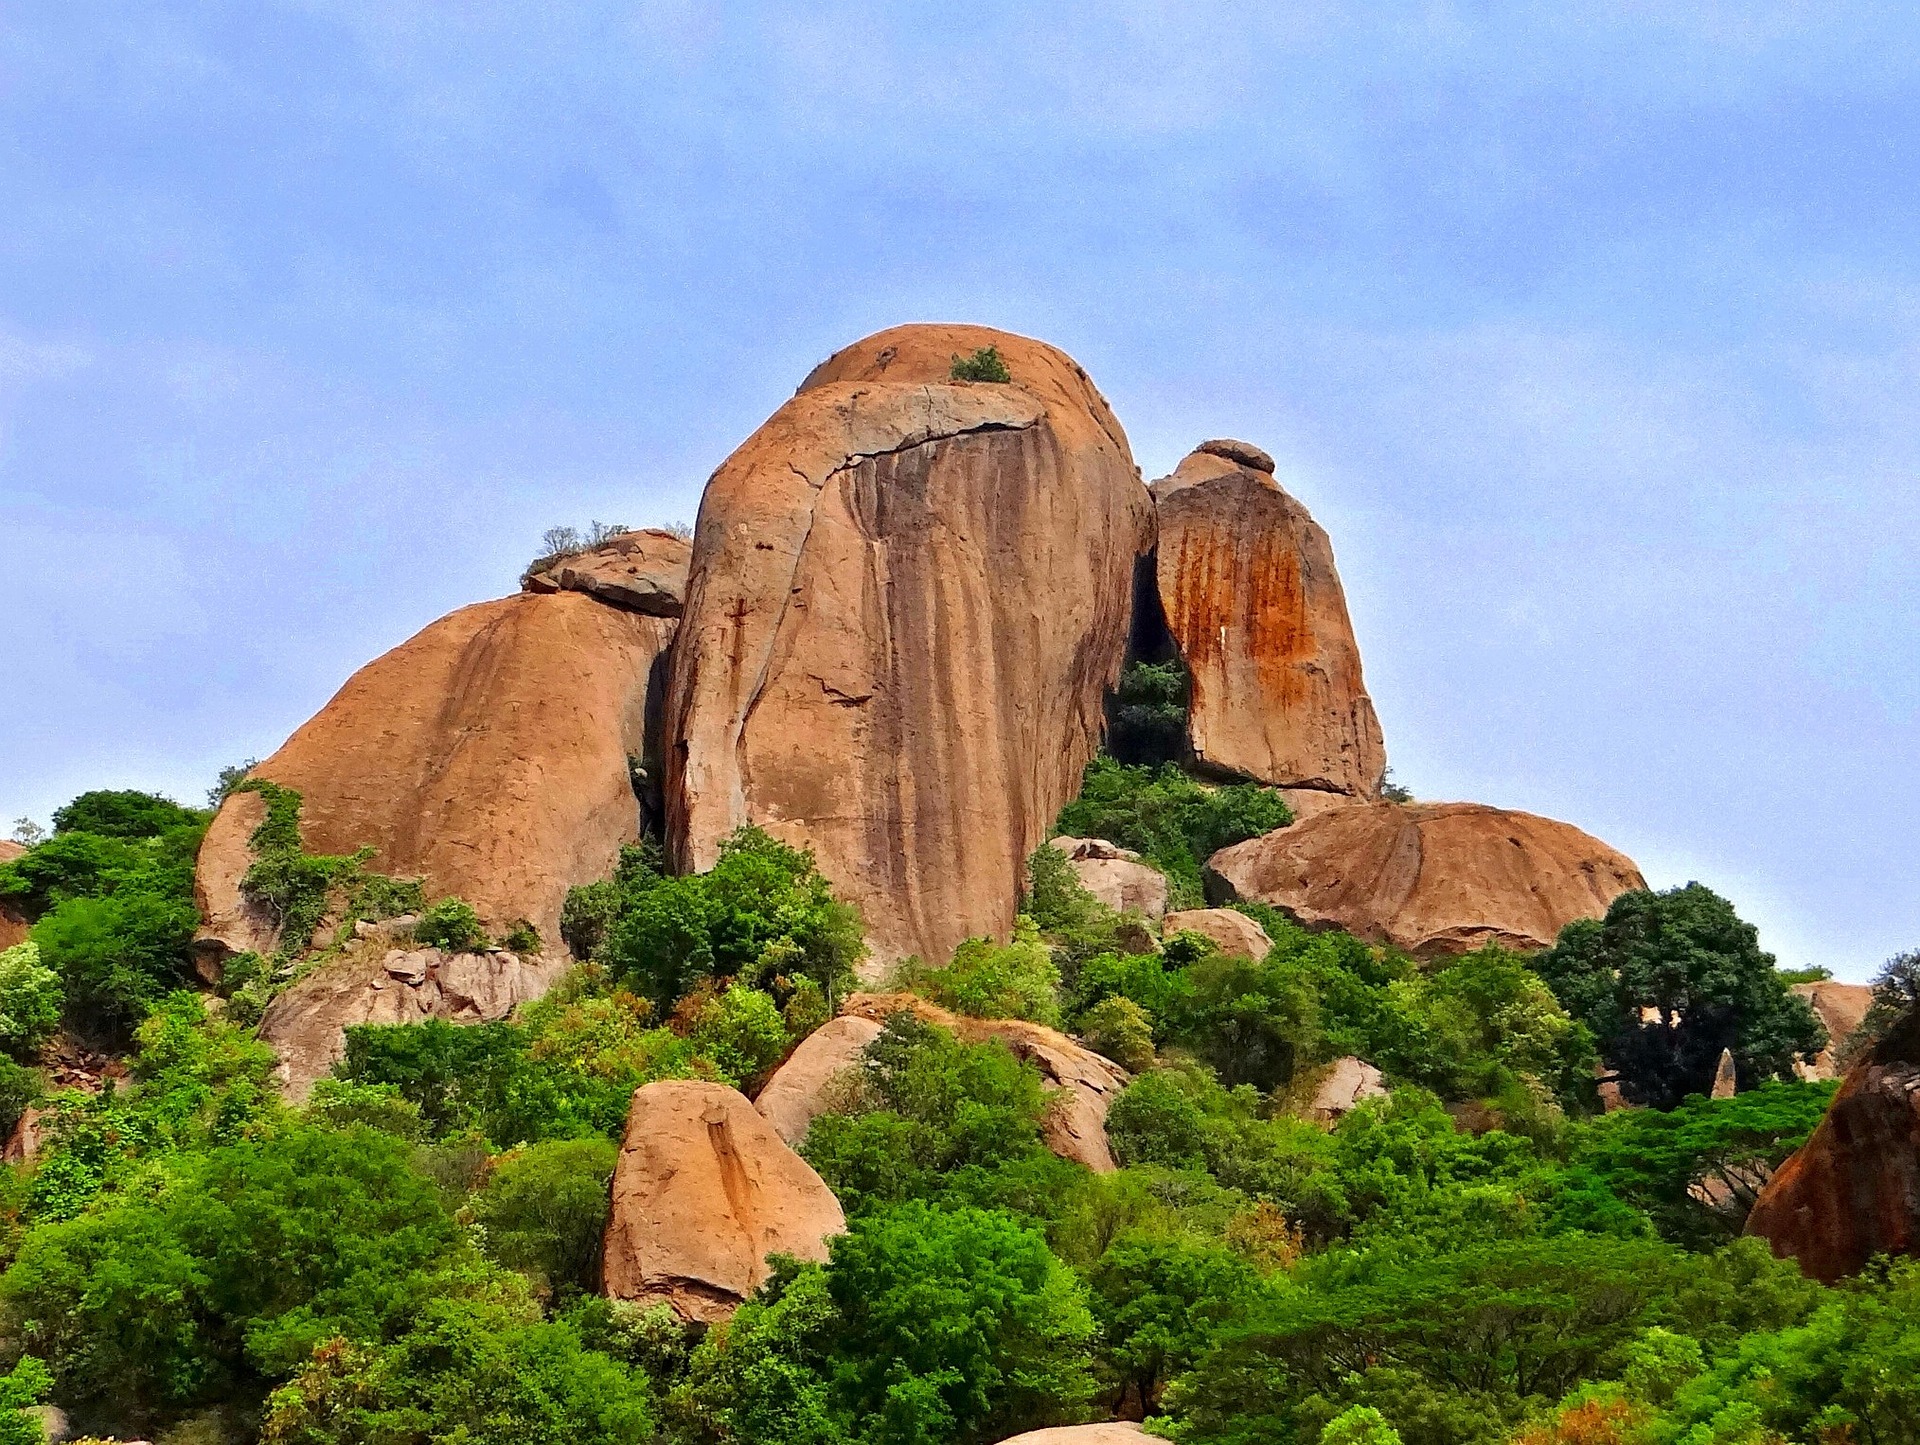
(0, 841, 27, 949)
(194, 591, 675, 958)
(1711, 1048, 1738, 1099)
(1308, 1056, 1387, 1124)
(843, 992, 1130, 1172)
(1747, 1009, 1920, 1282)
(1162, 907, 1272, 959)
(1207, 799, 1644, 957)
(522, 528, 693, 617)
(1151, 443, 1384, 797)
(259, 943, 568, 1101)
(1050, 837, 1169, 920)
(754, 1014, 884, 1146)
(664, 324, 1155, 971)
(1794, 981, 1874, 1081)
(602, 1080, 845, 1323)
(993, 1427, 1150, 1445)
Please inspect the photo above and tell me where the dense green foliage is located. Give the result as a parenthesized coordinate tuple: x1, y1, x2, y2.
(948, 346, 1011, 382)
(1107, 660, 1191, 767)
(898, 919, 1063, 1026)
(51, 790, 205, 841)
(1051, 756, 1292, 907)
(1537, 884, 1826, 1108)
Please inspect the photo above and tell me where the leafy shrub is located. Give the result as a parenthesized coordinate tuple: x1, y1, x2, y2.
(1080, 995, 1155, 1071)
(51, 789, 204, 840)
(206, 758, 258, 809)
(908, 918, 1062, 1025)
(34, 889, 200, 1037)
(948, 346, 1012, 382)
(680, 981, 789, 1091)
(230, 780, 370, 958)
(0, 941, 62, 1057)
(473, 1136, 620, 1296)
(1053, 756, 1291, 907)
(1107, 660, 1190, 767)
(413, 897, 488, 953)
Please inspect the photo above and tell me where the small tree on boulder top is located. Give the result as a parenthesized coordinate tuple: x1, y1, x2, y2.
(1535, 883, 1824, 1109)
(949, 346, 1011, 383)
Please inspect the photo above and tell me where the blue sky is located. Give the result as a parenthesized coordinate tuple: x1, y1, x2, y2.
(2, 3, 1916, 980)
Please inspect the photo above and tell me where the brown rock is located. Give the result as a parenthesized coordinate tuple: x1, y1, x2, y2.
(3, 1104, 50, 1165)
(1151, 443, 1384, 796)
(0, 841, 27, 950)
(602, 1080, 845, 1323)
(1049, 837, 1169, 921)
(1747, 1009, 1920, 1281)
(193, 591, 675, 959)
(0, 840, 24, 863)
(1163, 907, 1272, 959)
(754, 1014, 884, 1146)
(664, 324, 1154, 972)
(1793, 981, 1874, 1081)
(842, 992, 1130, 1172)
(1207, 799, 1644, 957)
(1307, 1056, 1387, 1124)
(1711, 1047, 1738, 1099)
(259, 944, 568, 1101)
(994, 1428, 1150, 1445)
(521, 528, 693, 617)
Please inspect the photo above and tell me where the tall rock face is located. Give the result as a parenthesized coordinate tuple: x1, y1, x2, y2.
(194, 586, 681, 957)
(1151, 441, 1385, 798)
(1208, 800, 1644, 956)
(1747, 1009, 1920, 1282)
(664, 324, 1155, 969)
(1792, 981, 1874, 1081)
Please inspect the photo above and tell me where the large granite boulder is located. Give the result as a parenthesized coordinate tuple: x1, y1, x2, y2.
(602, 1080, 845, 1322)
(1793, 981, 1874, 1081)
(842, 992, 1130, 1172)
(1747, 1009, 1920, 1282)
(1207, 799, 1644, 956)
(1162, 907, 1272, 959)
(664, 324, 1155, 971)
(522, 527, 692, 616)
(1151, 441, 1384, 798)
(1049, 837, 1169, 921)
(258, 938, 568, 1101)
(993, 1428, 1150, 1445)
(754, 1014, 884, 1146)
(193, 590, 677, 959)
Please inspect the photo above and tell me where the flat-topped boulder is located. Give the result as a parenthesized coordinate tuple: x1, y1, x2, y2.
(194, 590, 675, 959)
(521, 527, 692, 617)
(602, 1080, 845, 1322)
(1207, 799, 1644, 956)
(1163, 907, 1271, 959)
(842, 991, 1129, 1172)
(1151, 442, 1384, 797)
(754, 1014, 884, 1146)
(1050, 837, 1169, 921)
(664, 324, 1154, 972)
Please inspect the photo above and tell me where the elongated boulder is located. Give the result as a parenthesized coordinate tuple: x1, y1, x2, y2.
(193, 590, 678, 959)
(1207, 799, 1643, 956)
(1163, 908, 1272, 959)
(1793, 981, 1874, 1081)
(1151, 440, 1384, 797)
(1308, 1056, 1387, 1124)
(259, 938, 569, 1101)
(603, 1080, 845, 1322)
(522, 527, 692, 617)
(664, 324, 1155, 970)
(842, 992, 1130, 1172)
(1747, 1009, 1920, 1281)
(754, 1014, 884, 1145)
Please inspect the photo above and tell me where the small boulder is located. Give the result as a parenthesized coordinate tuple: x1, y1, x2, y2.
(1793, 981, 1873, 1081)
(842, 992, 1130, 1172)
(1049, 837, 1168, 921)
(602, 1080, 845, 1323)
(1308, 1056, 1386, 1124)
(1163, 908, 1271, 959)
(754, 1014, 884, 1146)
(521, 528, 692, 617)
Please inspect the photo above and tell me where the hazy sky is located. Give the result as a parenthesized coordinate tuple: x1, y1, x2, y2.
(3, 4, 1916, 980)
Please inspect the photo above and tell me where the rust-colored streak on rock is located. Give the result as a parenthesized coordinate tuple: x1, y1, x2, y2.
(1207, 799, 1643, 957)
(1747, 1010, 1920, 1282)
(1152, 446, 1383, 796)
(665, 324, 1155, 971)
(193, 590, 676, 957)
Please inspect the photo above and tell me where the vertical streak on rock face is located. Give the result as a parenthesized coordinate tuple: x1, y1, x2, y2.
(1152, 447, 1385, 796)
(664, 325, 1155, 971)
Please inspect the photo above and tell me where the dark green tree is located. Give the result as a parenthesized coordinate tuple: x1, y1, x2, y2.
(51, 789, 204, 840)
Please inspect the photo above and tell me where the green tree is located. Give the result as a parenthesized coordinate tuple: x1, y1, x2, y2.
(1089, 1231, 1264, 1412)
(0, 941, 63, 1057)
(51, 789, 204, 840)
(1107, 660, 1191, 767)
(910, 919, 1062, 1026)
(1535, 885, 1825, 1108)
(473, 1137, 620, 1296)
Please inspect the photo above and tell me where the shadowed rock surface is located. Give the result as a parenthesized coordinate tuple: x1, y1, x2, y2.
(602, 1079, 845, 1323)
(664, 324, 1155, 971)
(1050, 837, 1169, 921)
(754, 1014, 884, 1145)
(1207, 799, 1644, 956)
(522, 527, 692, 616)
(842, 991, 1130, 1172)
(193, 591, 676, 957)
(1162, 907, 1272, 959)
(1151, 442, 1384, 797)
(259, 941, 568, 1101)
(1793, 980, 1874, 1080)
(1747, 1009, 1920, 1282)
